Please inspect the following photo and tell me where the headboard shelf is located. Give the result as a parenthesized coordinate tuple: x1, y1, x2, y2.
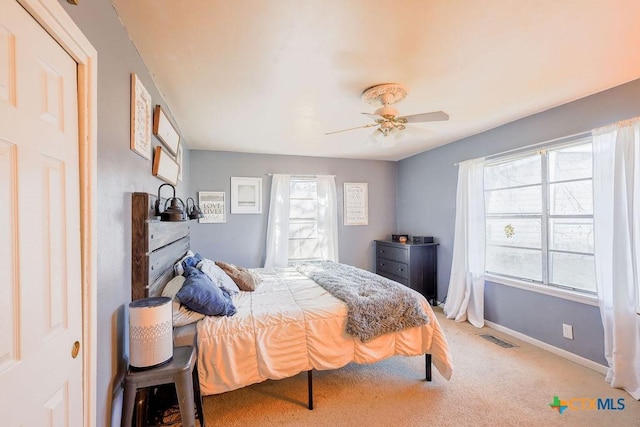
(132, 192, 191, 300)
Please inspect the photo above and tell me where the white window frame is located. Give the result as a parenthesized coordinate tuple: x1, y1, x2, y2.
(484, 137, 598, 305)
(288, 176, 321, 262)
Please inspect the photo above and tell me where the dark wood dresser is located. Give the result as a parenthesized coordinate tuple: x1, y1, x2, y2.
(374, 240, 438, 305)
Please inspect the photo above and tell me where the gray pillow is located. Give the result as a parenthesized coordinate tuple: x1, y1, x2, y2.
(198, 259, 241, 294)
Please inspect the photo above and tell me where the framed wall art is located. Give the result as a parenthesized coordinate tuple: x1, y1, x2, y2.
(231, 177, 262, 214)
(153, 105, 180, 156)
(152, 146, 179, 186)
(198, 191, 226, 223)
(343, 182, 368, 226)
(176, 144, 183, 182)
(130, 73, 153, 159)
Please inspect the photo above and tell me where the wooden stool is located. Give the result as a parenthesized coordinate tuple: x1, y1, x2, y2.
(122, 346, 205, 427)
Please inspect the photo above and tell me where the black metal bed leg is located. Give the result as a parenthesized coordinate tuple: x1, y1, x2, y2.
(425, 354, 432, 381)
(307, 370, 314, 410)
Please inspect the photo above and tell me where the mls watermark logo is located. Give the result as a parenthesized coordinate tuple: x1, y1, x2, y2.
(549, 395, 625, 414)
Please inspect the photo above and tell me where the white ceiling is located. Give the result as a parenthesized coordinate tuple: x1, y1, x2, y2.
(111, 0, 640, 161)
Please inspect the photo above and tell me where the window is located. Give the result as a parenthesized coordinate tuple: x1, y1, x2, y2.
(288, 177, 320, 261)
(265, 174, 337, 268)
(484, 139, 596, 294)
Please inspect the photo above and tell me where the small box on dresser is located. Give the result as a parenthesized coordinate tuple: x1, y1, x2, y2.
(374, 239, 438, 306)
(412, 236, 434, 244)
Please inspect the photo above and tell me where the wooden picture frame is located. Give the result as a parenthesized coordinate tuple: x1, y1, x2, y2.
(130, 73, 152, 159)
(343, 182, 368, 225)
(231, 177, 262, 214)
(152, 146, 179, 186)
(153, 105, 180, 156)
(199, 191, 226, 223)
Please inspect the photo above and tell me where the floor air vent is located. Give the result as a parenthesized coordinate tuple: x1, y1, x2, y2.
(479, 334, 517, 348)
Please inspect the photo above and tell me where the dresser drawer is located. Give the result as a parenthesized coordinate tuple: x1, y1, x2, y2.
(376, 245, 408, 263)
(374, 239, 439, 306)
(377, 270, 409, 286)
(376, 258, 409, 279)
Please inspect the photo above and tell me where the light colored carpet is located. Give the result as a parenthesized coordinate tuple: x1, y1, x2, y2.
(175, 308, 639, 426)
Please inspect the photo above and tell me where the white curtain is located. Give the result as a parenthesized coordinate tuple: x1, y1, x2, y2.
(444, 158, 486, 328)
(264, 174, 339, 267)
(264, 174, 290, 267)
(592, 118, 640, 400)
(316, 175, 339, 262)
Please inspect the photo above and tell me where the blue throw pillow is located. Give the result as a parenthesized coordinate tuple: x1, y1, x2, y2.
(182, 252, 203, 270)
(176, 267, 236, 316)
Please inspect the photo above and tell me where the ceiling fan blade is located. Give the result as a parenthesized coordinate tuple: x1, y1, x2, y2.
(325, 123, 378, 135)
(398, 111, 449, 123)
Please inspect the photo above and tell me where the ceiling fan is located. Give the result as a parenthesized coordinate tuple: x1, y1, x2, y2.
(325, 83, 449, 144)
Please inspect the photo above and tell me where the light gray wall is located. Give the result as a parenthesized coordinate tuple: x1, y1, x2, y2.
(58, 1, 190, 425)
(397, 78, 640, 364)
(52, 2, 640, 420)
(189, 151, 397, 271)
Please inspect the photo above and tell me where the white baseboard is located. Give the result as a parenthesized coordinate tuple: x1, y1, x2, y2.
(484, 320, 608, 375)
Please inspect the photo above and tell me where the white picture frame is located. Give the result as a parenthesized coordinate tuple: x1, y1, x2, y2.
(176, 144, 183, 182)
(199, 191, 226, 223)
(343, 182, 368, 226)
(153, 105, 180, 156)
(231, 177, 262, 214)
(130, 73, 153, 159)
(152, 146, 179, 186)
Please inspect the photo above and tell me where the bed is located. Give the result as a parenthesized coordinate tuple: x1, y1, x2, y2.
(131, 192, 453, 409)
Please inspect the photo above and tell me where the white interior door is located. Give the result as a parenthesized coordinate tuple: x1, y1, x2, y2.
(0, 1, 83, 425)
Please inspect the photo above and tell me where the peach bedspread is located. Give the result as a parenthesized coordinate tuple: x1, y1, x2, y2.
(196, 266, 453, 395)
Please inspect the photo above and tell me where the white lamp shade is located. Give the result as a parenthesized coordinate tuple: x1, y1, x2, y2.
(129, 296, 173, 369)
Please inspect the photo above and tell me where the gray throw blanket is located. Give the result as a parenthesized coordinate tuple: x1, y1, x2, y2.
(297, 261, 430, 342)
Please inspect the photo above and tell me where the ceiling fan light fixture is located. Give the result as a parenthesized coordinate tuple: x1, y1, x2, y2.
(369, 126, 403, 148)
(374, 105, 399, 117)
(325, 82, 448, 140)
(377, 119, 405, 136)
(362, 83, 408, 106)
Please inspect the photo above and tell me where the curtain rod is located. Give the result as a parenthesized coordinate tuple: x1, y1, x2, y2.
(453, 130, 592, 166)
(266, 173, 336, 177)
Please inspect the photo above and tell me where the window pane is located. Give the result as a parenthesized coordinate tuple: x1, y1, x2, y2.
(290, 199, 317, 219)
(549, 181, 593, 215)
(484, 155, 541, 190)
(289, 238, 320, 260)
(548, 218, 593, 253)
(484, 140, 595, 295)
(549, 143, 592, 182)
(288, 178, 321, 262)
(486, 246, 542, 281)
(289, 221, 317, 239)
(485, 186, 541, 214)
(290, 180, 317, 198)
(549, 252, 596, 292)
(486, 218, 541, 248)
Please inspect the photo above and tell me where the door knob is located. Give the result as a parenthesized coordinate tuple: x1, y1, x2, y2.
(71, 341, 80, 359)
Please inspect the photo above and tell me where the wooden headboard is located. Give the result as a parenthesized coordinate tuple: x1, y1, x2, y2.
(131, 192, 191, 300)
